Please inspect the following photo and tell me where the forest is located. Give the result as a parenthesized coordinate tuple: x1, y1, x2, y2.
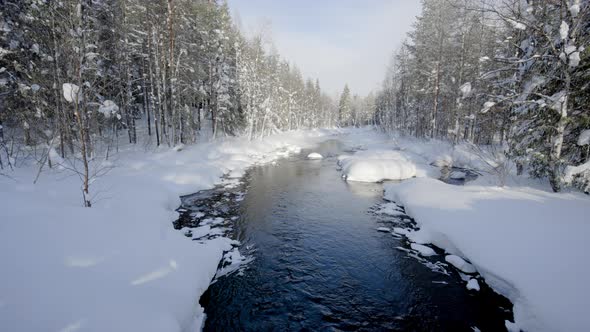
(374, 0, 590, 192)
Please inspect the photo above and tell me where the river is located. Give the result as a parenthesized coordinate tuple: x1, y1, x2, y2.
(180, 139, 512, 331)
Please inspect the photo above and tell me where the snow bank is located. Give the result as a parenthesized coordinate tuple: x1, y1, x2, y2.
(0, 128, 347, 332)
(340, 150, 416, 182)
(384, 178, 590, 332)
(307, 152, 323, 159)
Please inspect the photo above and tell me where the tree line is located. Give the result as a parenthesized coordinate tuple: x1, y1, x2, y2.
(0, 0, 339, 205)
(375, 0, 589, 192)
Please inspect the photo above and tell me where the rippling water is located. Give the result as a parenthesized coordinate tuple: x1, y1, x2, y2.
(197, 140, 512, 331)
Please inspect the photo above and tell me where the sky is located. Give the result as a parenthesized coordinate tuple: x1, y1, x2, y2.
(227, 0, 422, 97)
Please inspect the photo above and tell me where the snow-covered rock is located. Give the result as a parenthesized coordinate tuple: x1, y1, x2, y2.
(410, 243, 436, 257)
(466, 278, 480, 291)
(392, 227, 411, 236)
(307, 152, 323, 159)
(445, 254, 477, 274)
(374, 202, 405, 216)
(340, 150, 416, 182)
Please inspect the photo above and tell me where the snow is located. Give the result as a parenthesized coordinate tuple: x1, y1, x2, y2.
(384, 177, 590, 332)
(340, 150, 416, 182)
(459, 82, 472, 98)
(563, 160, 590, 190)
(377, 227, 391, 232)
(508, 19, 526, 30)
(3, 126, 589, 332)
(445, 254, 477, 274)
(570, 3, 581, 17)
(374, 202, 405, 216)
(480, 101, 495, 114)
(577, 130, 590, 146)
(0, 128, 347, 332)
(432, 154, 453, 168)
(98, 100, 119, 118)
(392, 227, 411, 236)
(569, 51, 581, 67)
(307, 152, 323, 159)
(559, 21, 569, 40)
(62, 83, 82, 103)
(466, 278, 480, 291)
(410, 243, 436, 257)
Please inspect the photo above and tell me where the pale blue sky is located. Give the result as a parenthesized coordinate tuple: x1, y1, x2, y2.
(227, 0, 422, 96)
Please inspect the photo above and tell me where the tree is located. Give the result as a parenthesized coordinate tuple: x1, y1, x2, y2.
(338, 84, 351, 126)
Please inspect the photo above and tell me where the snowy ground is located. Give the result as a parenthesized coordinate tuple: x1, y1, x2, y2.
(338, 132, 590, 332)
(0, 128, 355, 332)
(2, 127, 588, 332)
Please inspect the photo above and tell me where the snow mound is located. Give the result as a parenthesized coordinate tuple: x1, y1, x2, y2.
(307, 152, 323, 159)
(340, 150, 416, 182)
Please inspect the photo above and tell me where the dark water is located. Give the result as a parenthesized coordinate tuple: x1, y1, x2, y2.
(197, 140, 512, 331)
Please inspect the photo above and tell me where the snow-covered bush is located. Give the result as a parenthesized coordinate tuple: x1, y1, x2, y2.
(467, 143, 512, 187)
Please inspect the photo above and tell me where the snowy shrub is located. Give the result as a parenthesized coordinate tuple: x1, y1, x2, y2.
(467, 143, 512, 187)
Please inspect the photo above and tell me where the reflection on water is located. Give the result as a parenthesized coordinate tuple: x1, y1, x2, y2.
(199, 139, 512, 332)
